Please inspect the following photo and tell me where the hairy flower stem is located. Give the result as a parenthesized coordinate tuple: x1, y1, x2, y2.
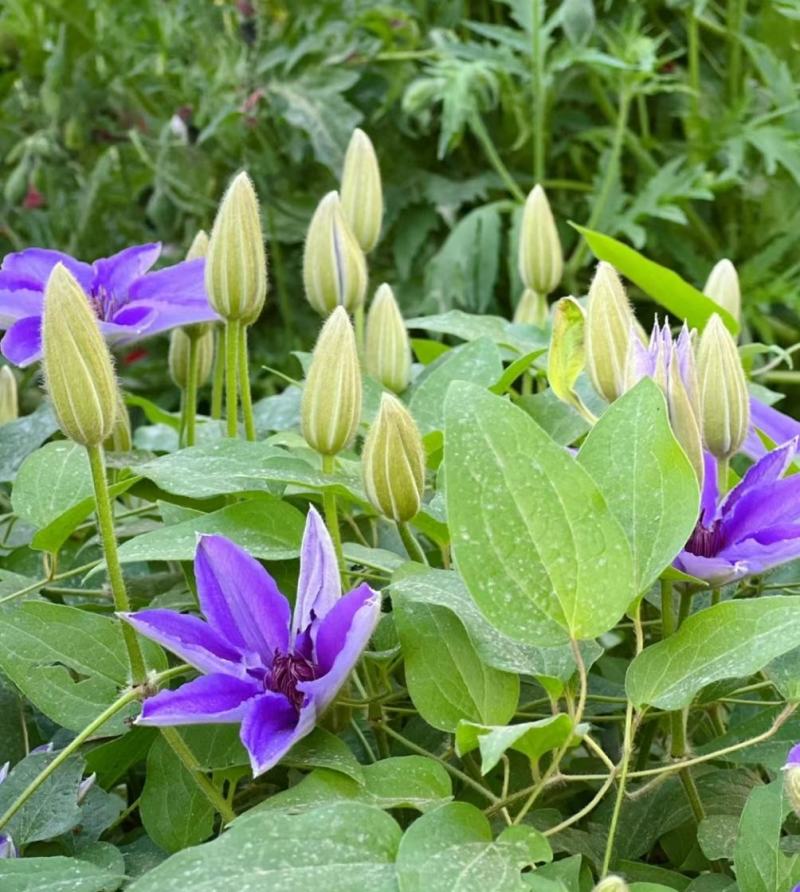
(160, 727, 235, 824)
(321, 454, 345, 574)
(224, 319, 240, 437)
(87, 443, 146, 684)
(238, 324, 256, 441)
(717, 456, 729, 494)
(210, 327, 224, 419)
(184, 337, 200, 447)
(397, 522, 427, 564)
(531, 0, 546, 182)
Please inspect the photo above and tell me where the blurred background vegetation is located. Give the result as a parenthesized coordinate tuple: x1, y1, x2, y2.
(2, 0, 800, 394)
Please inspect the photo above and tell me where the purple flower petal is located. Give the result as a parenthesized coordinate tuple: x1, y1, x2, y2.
(113, 298, 218, 337)
(1, 248, 93, 292)
(195, 535, 291, 657)
(239, 691, 315, 776)
(0, 833, 17, 859)
(0, 286, 43, 328)
(126, 258, 208, 305)
(716, 531, 800, 577)
(672, 550, 743, 586)
(0, 761, 8, 784)
(139, 673, 259, 725)
(92, 243, 161, 296)
(721, 474, 800, 547)
(293, 506, 341, 641)
(1, 315, 42, 366)
(745, 398, 800, 460)
(786, 743, 800, 767)
(301, 584, 380, 714)
(720, 437, 798, 519)
(120, 609, 243, 675)
(699, 451, 719, 527)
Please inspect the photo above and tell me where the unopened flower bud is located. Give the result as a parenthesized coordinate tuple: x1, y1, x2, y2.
(340, 128, 383, 253)
(105, 388, 132, 453)
(592, 876, 629, 892)
(513, 289, 548, 327)
(0, 366, 18, 424)
(205, 171, 267, 322)
(697, 313, 749, 460)
(586, 262, 637, 403)
(704, 258, 740, 324)
(303, 191, 367, 316)
(784, 744, 800, 817)
(169, 327, 214, 391)
(365, 283, 411, 393)
(667, 358, 705, 487)
(518, 184, 563, 296)
(184, 229, 213, 339)
(0, 832, 17, 859)
(42, 264, 117, 447)
(363, 393, 425, 522)
(301, 307, 362, 455)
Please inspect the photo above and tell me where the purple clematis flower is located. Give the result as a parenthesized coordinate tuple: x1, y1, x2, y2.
(0, 243, 218, 366)
(674, 438, 800, 585)
(743, 396, 800, 460)
(121, 508, 381, 776)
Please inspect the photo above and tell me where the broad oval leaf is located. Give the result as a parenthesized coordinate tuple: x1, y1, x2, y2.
(626, 597, 800, 709)
(444, 381, 635, 645)
(578, 378, 700, 593)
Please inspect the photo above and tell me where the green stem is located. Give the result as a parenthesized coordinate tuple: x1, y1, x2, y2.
(469, 113, 526, 203)
(531, 0, 546, 182)
(177, 389, 187, 449)
(238, 324, 256, 441)
(224, 318, 240, 438)
(160, 726, 235, 824)
(711, 586, 721, 606)
(86, 443, 146, 684)
(321, 454, 344, 572)
(397, 522, 428, 564)
(210, 327, 224, 420)
(717, 456, 729, 494)
(660, 578, 675, 637)
(601, 702, 634, 873)
(679, 764, 706, 823)
(185, 336, 199, 447)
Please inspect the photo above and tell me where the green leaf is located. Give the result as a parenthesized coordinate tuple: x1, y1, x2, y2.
(406, 310, 548, 355)
(409, 338, 503, 434)
(547, 297, 590, 417)
(283, 727, 365, 783)
(396, 801, 543, 891)
(0, 602, 164, 733)
(572, 225, 739, 334)
(140, 735, 215, 853)
(113, 495, 305, 565)
(0, 855, 124, 892)
(0, 404, 58, 483)
(490, 349, 547, 395)
(626, 597, 800, 709)
(253, 756, 452, 815)
(733, 780, 800, 892)
(12, 442, 93, 530)
(455, 716, 583, 774)
(128, 802, 400, 892)
(578, 379, 700, 593)
(444, 381, 635, 645)
(518, 390, 590, 446)
(394, 595, 519, 732)
(697, 814, 739, 862)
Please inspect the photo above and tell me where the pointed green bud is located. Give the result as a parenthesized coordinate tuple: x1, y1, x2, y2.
(697, 314, 749, 460)
(518, 185, 563, 296)
(365, 283, 411, 393)
(186, 229, 209, 261)
(169, 327, 215, 391)
(585, 262, 637, 403)
(667, 361, 705, 489)
(592, 876, 629, 892)
(0, 366, 18, 424)
(301, 307, 362, 455)
(340, 128, 383, 253)
(513, 288, 549, 327)
(105, 388, 132, 453)
(363, 393, 425, 523)
(205, 171, 267, 322)
(42, 264, 117, 447)
(303, 191, 368, 316)
(704, 258, 741, 324)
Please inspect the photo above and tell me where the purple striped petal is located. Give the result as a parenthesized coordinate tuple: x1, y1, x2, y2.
(1, 315, 42, 366)
(126, 258, 209, 304)
(672, 550, 743, 586)
(721, 474, 800, 547)
(720, 437, 798, 518)
(0, 287, 43, 327)
(293, 507, 341, 641)
(786, 743, 800, 767)
(746, 398, 800, 459)
(700, 451, 719, 526)
(139, 673, 259, 725)
(195, 535, 291, 658)
(716, 532, 800, 578)
(112, 298, 218, 337)
(92, 243, 161, 295)
(239, 691, 315, 776)
(1, 248, 93, 292)
(120, 609, 243, 674)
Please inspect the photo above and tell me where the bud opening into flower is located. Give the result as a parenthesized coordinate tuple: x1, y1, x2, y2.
(303, 191, 368, 316)
(0, 365, 18, 424)
(169, 327, 215, 392)
(518, 184, 563, 296)
(513, 288, 549, 328)
(363, 393, 425, 523)
(340, 128, 383, 254)
(42, 263, 118, 447)
(784, 743, 800, 818)
(697, 313, 750, 460)
(365, 283, 412, 393)
(592, 876, 630, 892)
(301, 307, 362, 455)
(704, 258, 741, 324)
(205, 172, 267, 322)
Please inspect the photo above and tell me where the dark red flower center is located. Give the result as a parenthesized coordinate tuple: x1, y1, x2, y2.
(685, 520, 725, 558)
(268, 651, 317, 709)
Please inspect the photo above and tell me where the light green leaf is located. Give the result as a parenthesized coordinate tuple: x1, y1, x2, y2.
(406, 310, 547, 355)
(12, 442, 93, 530)
(128, 802, 400, 892)
(0, 404, 58, 483)
(697, 814, 739, 862)
(455, 716, 584, 774)
(394, 595, 519, 732)
(573, 225, 739, 334)
(444, 381, 635, 645)
(0, 602, 164, 733)
(0, 855, 124, 892)
(578, 379, 700, 593)
(626, 597, 800, 709)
